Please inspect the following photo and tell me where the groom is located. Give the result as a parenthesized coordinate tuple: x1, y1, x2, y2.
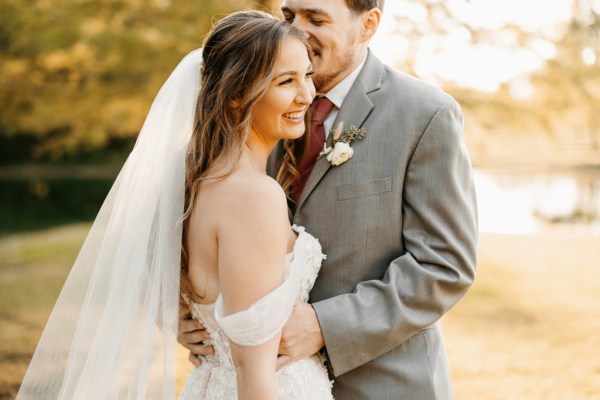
(180, 0, 477, 398)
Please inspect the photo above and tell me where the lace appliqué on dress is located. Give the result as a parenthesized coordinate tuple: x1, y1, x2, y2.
(179, 227, 333, 400)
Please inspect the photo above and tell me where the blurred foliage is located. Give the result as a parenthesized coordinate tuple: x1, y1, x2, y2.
(1, 0, 599, 163)
(530, 1, 600, 146)
(0, 0, 275, 162)
(392, 0, 600, 153)
(0, 0, 283, 236)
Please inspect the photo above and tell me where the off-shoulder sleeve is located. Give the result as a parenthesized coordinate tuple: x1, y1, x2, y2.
(214, 229, 309, 346)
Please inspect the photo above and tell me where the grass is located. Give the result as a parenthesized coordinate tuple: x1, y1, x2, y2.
(0, 224, 91, 399)
(1, 224, 599, 398)
(443, 231, 600, 399)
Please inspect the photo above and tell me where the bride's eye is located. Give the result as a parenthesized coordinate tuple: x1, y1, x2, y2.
(279, 78, 293, 85)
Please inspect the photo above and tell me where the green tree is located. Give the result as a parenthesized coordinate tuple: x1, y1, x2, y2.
(0, 0, 258, 161)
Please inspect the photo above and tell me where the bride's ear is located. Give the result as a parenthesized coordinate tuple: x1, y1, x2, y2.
(229, 99, 240, 109)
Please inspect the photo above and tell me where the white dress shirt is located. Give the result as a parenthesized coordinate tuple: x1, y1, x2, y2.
(322, 54, 368, 139)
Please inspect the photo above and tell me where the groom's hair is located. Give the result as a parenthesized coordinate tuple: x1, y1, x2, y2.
(346, 0, 384, 13)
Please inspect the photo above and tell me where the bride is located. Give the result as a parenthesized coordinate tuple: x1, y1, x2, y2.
(17, 10, 333, 400)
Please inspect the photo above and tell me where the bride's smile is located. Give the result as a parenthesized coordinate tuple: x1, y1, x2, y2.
(250, 36, 316, 146)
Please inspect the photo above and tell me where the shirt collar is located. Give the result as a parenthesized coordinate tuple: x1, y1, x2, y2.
(323, 53, 368, 109)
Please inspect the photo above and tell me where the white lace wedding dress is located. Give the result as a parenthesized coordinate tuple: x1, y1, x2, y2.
(179, 226, 334, 400)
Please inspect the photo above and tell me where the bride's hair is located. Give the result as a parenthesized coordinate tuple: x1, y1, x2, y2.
(181, 10, 311, 305)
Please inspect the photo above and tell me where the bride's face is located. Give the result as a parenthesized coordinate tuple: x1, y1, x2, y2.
(250, 37, 315, 144)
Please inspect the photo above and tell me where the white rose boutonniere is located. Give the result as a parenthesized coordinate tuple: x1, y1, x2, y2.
(327, 142, 354, 166)
(317, 122, 366, 166)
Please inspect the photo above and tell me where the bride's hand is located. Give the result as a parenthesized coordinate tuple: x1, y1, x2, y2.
(178, 313, 215, 367)
(276, 301, 325, 370)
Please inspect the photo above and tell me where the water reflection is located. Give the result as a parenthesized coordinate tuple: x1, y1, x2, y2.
(474, 170, 600, 235)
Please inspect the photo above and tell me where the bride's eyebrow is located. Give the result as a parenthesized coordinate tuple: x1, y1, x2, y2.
(275, 71, 298, 78)
(274, 63, 313, 79)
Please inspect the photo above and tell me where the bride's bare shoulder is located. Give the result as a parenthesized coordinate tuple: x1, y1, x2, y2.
(209, 170, 288, 220)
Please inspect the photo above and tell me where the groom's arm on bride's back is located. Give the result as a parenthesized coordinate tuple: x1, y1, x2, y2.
(311, 98, 478, 376)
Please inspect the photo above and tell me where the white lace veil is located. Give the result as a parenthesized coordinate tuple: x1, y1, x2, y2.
(16, 49, 203, 399)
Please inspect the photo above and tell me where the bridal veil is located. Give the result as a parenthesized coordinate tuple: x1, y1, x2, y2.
(17, 49, 203, 399)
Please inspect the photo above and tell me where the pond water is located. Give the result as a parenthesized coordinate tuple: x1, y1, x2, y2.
(475, 169, 600, 236)
(3, 169, 600, 237)
(0, 178, 113, 235)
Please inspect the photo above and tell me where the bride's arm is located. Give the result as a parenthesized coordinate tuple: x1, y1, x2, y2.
(218, 177, 289, 400)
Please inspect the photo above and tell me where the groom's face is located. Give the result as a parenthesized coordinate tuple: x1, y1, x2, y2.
(281, 0, 365, 93)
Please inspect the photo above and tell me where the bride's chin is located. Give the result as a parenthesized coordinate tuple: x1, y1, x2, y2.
(284, 129, 305, 141)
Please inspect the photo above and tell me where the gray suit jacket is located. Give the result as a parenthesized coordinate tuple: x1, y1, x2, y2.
(269, 51, 477, 399)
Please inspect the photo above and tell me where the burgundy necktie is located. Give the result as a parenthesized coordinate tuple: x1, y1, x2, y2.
(290, 97, 335, 202)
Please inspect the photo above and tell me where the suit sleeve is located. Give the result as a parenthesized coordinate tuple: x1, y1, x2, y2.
(311, 100, 478, 376)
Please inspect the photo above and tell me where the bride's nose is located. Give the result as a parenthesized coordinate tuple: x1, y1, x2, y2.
(296, 80, 315, 105)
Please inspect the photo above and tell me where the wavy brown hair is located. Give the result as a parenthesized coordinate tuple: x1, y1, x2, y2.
(180, 10, 311, 309)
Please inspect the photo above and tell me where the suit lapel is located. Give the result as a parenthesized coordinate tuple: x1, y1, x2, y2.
(295, 51, 383, 211)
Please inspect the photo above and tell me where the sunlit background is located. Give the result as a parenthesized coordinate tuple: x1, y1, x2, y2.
(1, 0, 599, 398)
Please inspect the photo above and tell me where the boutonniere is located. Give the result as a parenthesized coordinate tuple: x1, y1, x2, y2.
(317, 122, 366, 166)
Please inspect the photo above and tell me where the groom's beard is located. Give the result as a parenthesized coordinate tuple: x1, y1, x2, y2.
(311, 42, 356, 92)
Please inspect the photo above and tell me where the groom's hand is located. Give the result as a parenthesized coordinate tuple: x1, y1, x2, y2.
(178, 312, 214, 367)
(276, 301, 324, 370)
